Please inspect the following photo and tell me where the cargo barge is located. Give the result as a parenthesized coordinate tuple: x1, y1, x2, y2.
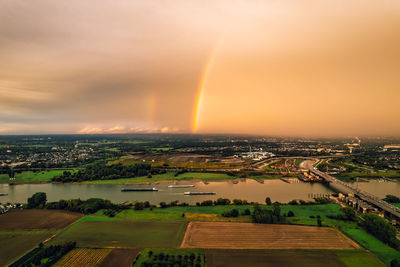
(168, 185, 195, 188)
(121, 188, 158, 192)
(0, 193, 8, 196)
(184, 192, 216, 195)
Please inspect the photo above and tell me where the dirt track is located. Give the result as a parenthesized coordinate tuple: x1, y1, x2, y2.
(181, 222, 359, 250)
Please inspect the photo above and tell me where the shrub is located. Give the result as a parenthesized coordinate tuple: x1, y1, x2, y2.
(242, 209, 251, 215)
(222, 209, 239, 217)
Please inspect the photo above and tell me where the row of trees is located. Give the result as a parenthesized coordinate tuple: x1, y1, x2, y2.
(253, 203, 285, 224)
(195, 198, 255, 207)
(361, 213, 399, 249)
(51, 162, 161, 182)
(142, 251, 202, 267)
(10, 242, 76, 267)
(384, 195, 400, 204)
(27, 192, 127, 214)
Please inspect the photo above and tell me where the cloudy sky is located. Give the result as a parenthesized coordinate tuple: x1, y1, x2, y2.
(1, 0, 400, 136)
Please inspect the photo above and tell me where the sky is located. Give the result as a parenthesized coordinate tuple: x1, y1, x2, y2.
(1, 0, 400, 136)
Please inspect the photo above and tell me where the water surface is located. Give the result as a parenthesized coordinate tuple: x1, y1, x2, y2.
(0, 179, 333, 204)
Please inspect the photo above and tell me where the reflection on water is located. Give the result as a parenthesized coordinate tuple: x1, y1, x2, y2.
(0, 179, 333, 204)
(351, 179, 400, 198)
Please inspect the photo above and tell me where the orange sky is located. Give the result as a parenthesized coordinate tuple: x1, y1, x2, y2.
(0, 0, 399, 136)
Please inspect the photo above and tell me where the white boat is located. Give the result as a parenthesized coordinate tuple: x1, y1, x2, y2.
(168, 185, 195, 188)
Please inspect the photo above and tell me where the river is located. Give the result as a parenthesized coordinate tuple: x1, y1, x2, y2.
(0, 178, 398, 205)
(0, 179, 333, 204)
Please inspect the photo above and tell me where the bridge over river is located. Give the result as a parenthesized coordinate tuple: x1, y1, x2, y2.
(310, 168, 400, 219)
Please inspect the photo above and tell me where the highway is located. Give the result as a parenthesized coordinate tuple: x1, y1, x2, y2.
(310, 168, 400, 219)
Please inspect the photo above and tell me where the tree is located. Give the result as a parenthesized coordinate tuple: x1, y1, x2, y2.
(27, 192, 47, 208)
(340, 207, 356, 221)
(391, 259, 400, 267)
(384, 195, 400, 203)
(317, 217, 322, 227)
(222, 209, 239, 217)
(273, 203, 281, 219)
(361, 213, 398, 248)
(265, 197, 272, 206)
(242, 209, 251, 215)
(134, 202, 144, 210)
(287, 210, 295, 217)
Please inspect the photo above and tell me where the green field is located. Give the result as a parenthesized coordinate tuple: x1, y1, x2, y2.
(0, 230, 55, 266)
(341, 228, 400, 264)
(295, 159, 304, 167)
(49, 216, 187, 248)
(96, 203, 400, 264)
(134, 248, 204, 267)
(204, 249, 384, 267)
(336, 169, 400, 181)
(111, 204, 348, 225)
(0, 170, 76, 183)
(151, 147, 173, 151)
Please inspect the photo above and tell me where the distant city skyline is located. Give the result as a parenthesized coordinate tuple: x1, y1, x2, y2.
(1, 0, 400, 136)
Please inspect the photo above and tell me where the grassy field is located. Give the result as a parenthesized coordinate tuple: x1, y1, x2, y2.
(134, 248, 204, 267)
(0, 170, 76, 183)
(341, 228, 400, 264)
(96, 203, 400, 263)
(92, 204, 342, 223)
(0, 230, 55, 266)
(336, 169, 400, 181)
(204, 249, 384, 267)
(295, 159, 304, 167)
(49, 216, 187, 248)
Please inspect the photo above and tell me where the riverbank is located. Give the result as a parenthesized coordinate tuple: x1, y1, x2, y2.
(0, 171, 285, 185)
(0, 170, 77, 184)
(82, 172, 285, 184)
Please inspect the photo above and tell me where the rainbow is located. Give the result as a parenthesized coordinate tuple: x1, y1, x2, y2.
(191, 41, 222, 133)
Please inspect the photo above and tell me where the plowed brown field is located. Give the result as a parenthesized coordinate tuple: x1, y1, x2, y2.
(181, 222, 359, 250)
(0, 210, 82, 230)
(99, 248, 141, 267)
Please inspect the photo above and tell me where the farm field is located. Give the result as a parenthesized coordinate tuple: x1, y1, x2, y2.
(0, 209, 82, 230)
(204, 249, 385, 267)
(49, 218, 187, 248)
(0, 230, 55, 266)
(181, 222, 359, 250)
(54, 248, 111, 267)
(99, 248, 141, 267)
(0, 170, 76, 183)
(341, 228, 400, 264)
